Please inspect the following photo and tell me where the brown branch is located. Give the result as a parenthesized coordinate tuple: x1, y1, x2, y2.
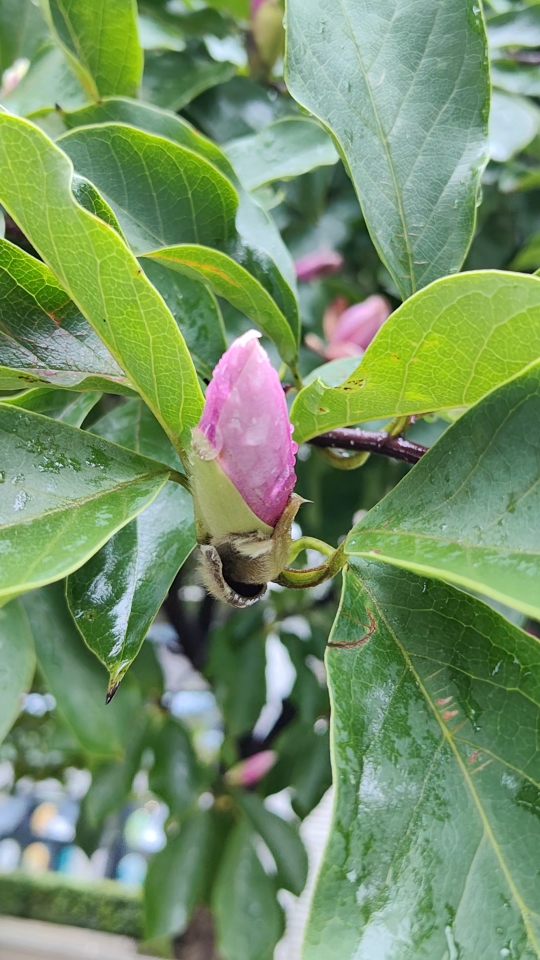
(309, 428, 427, 464)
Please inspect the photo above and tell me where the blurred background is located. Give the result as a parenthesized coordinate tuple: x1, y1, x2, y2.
(2, 0, 540, 957)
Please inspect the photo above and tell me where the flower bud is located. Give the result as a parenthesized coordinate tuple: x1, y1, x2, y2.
(190, 331, 302, 607)
(224, 750, 277, 788)
(295, 249, 343, 283)
(306, 294, 391, 361)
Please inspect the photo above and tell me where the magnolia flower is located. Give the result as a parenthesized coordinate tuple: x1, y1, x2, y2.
(224, 750, 277, 787)
(190, 331, 301, 607)
(295, 249, 343, 283)
(306, 294, 392, 361)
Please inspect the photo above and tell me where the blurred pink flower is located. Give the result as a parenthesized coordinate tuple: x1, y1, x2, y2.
(305, 294, 392, 361)
(224, 750, 277, 787)
(194, 331, 297, 527)
(295, 249, 344, 283)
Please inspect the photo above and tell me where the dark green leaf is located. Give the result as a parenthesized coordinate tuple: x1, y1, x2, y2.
(144, 245, 298, 364)
(213, 819, 284, 960)
(291, 271, 540, 442)
(304, 558, 540, 959)
(0, 404, 170, 601)
(58, 123, 239, 254)
(2, 387, 101, 426)
(0, 114, 203, 453)
(84, 716, 148, 825)
(207, 608, 267, 738)
(347, 362, 540, 619)
(149, 719, 203, 816)
(41, 0, 143, 99)
(66, 399, 195, 687)
(0, 238, 132, 394)
(225, 117, 338, 191)
(286, 0, 490, 299)
(142, 47, 236, 112)
(236, 791, 308, 896)
(0, 0, 48, 74)
(145, 811, 215, 939)
(23, 583, 137, 756)
(0, 600, 35, 743)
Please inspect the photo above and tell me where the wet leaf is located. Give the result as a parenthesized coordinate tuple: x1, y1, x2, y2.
(0, 600, 35, 744)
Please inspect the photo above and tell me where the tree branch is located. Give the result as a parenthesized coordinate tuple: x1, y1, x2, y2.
(309, 427, 427, 464)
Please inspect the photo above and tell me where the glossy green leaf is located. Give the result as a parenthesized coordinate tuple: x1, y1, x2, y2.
(145, 811, 215, 939)
(291, 271, 540, 442)
(1, 43, 88, 115)
(285, 0, 490, 300)
(206, 607, 267, 739)
(225, 117, 339, 192)
(2, 386, 101, 426)
(304, 558, 540, 959)
(142, 47, 236, 111)
(0, 404, 170, 601)
(57, 123, 239, 254)
(347, 363, 540, 619)
(0, 600, 35, 744)
(41, 0, 143, 99)
(141, 260, 225, 381)
(22, 583, 138, 756)
(236, 791, 308, 897)
(84, 716, 148, 825)
(144, 245, 298, 364)
(0, 114, 203, 452)
(213, 820, 284, 960)
(61, 96, 235, 178)
(149, 718, 203, 816)
(490, 89, 540, 162)
(66, 400, 195, 688)
(57, 120, 299, 348)
(0, 0, 48, 74)
(0, 238, 132, 394)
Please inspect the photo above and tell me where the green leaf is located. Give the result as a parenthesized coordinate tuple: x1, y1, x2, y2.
(144, 811, 215, 939)
(149, 718, 204, 816)
(490, 89, 540, 162)
(213, 819, 284, 960)
(142, 47, 236, 111)
(66, 400, 195, 688)
(1, 43, 88, 115)
(61, 96, 235, 179)
(56, 120, 299, 351)
(84, 716, 148, 825)
(0, 404, 170, 601)
(0, 600, 35, 744)
(285, 0, 490, 300)
(57, 123, 239, 254)
(491, 61, 540, 99)
(0, 0, 48, 74)
(0, 238, 132, 394)
(291, 271, 540, 442)
(225, 116, 339, 192)
(207, 608, 267, 739)
(2, 386, 101, 426)
(347, 362, 540, 620)
(40, 0, 143, 99)
(236, 791, 308, 897)
(22, 583, 136, 756)
(144, 245, 298, 364)
(488, 5, 540, 49)
(0, 114, 203, 452)
(304, 559, 540, 959)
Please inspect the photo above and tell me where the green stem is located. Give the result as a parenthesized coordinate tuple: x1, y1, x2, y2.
(276, 542, 347, 590)
(287, 536, 335, 563)
(289, 362, 303, 393)
(168, 469, 191, 492)
(317, 447, 371, 470)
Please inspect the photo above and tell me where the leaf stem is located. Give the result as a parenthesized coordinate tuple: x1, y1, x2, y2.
(276, 541, 347, 590)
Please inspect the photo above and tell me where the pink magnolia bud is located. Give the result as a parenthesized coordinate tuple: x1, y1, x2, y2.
(295, 249, 343, 283)
(306, 294, 391, 361)
(190, 332, 302, 607)
(224, 750, 277, 788)
(195, 330, 297, 528)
